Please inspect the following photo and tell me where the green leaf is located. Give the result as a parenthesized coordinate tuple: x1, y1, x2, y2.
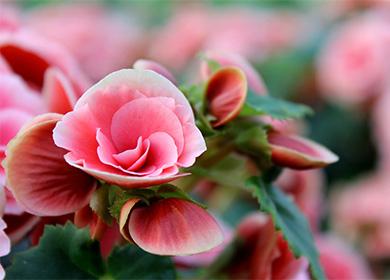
(246, 177, 326, 280)
(90, 184, 113, 225)
(6, 223, 105, 279)
(234, 125, 272, 169)
(190, 154, 251, 189)
(240, 91, 313, 120)
(156, 184, 206, 209)
(106, 245, 176, 280)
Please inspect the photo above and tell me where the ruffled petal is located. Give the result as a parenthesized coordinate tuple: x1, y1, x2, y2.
(4, 113, 96, 216)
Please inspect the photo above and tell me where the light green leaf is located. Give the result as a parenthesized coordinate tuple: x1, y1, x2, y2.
(241, 91, 313, 120)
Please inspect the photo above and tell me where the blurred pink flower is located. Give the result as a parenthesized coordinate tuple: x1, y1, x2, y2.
(372, 86, 390, 171)
(317, 12, 390, 105)
(316, 235, 372, 279)
(148, 8, 305, 71)
(0, 29, 90, 93)
(331, 172, 390, 258)
(230, 213, 307, 280)
(27, 3, 143, 81)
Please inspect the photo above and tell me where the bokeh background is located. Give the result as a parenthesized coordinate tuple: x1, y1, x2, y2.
(2, 0, 390, 278)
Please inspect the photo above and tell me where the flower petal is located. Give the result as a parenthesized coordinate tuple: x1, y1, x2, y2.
(206, 67, 247, 127)
(4, 113, 96, 216)
(119, 198, 141, 242)
(133, 59, 177, 85)
(42, 68, 77, 114)
(75, 69, 194, 122)
(128, 198, 223, 255)
(268, 132, 339, 170)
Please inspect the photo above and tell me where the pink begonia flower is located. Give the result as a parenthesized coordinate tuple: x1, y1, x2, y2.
(331, 172, 390, 259)
(53, 69, 206, 188)
(230, 213, 307, 280)
(268, 132, 339, 170)
(205, 67, 247, 127)
(276, 169, 324, 231)
(316, 235, 372, 279)
(317, 13, 390, 105)
(5, 69, 206, 217)
(0, 29, 90, 93)
(201, 51, 267, 95)
(27, 3, 143, 81)
(119, 198, 223, 255)
(148, 8, 209, 71)
(133, 59, 177, 85)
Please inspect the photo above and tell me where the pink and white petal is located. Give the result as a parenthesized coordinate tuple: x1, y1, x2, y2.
(64, 154, 189, 188)
(177, 122, 207, 167)
(128, 198, 223, 256)
(53, 104, 100, 164)
(205, 67, 247, 127)
(119, 198, 141, 242)
(42, 68, 77, 114)
(4, 113, 96, 216)
(75, 69, 194, 122)
(133, 59, 177, 85)
(268, 133, 339, 170)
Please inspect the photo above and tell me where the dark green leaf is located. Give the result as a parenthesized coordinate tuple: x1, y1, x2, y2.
(241, 91, 313, 120)
(246, 177, 326, 280)
(6, 223, 105, 279)
(106, 245, 176, 280)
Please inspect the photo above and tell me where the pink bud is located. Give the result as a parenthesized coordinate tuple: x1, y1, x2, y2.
(268, 132, 339, 169)
(205, 67, 247, 127)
